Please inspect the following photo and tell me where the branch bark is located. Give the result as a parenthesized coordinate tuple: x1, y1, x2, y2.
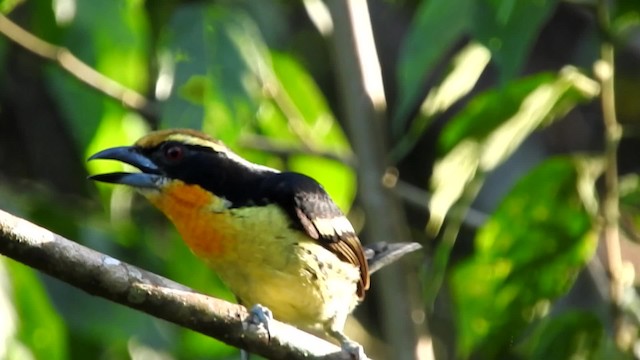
(0, 208, 346, 360)
(596, 0, 629, 351)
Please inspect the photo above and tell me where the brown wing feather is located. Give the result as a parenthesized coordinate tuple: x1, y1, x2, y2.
(324, 235, 370, 299)
(295, 209, 370, 299)
(264, 172, 370, 299)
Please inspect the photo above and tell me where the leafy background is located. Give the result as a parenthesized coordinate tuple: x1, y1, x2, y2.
(0, 0, 639, 359)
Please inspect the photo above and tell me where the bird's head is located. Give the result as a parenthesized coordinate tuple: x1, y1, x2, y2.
(88, 129, 275, 201)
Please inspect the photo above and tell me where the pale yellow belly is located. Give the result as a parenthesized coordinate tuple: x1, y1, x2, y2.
(207, 206, 361, 329)
(145, 183, 361, 329)
(144, 182, 361, 328)
(219, 240, 359, 327)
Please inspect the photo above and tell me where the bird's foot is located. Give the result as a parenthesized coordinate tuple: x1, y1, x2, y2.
(339, 339, 368, 360)
(327, 324, 369, 360)
(243, 304, 273, 341)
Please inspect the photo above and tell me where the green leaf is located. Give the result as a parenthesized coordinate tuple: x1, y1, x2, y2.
(390, 42, 491, 161)
(619, 174, 640, 243)
(165, 6, 355, 212)
(164, 5, 267, 142)
(472, 0, 559, 84)
(393, 0, 473, 136)
(428, 68, 599, 234)
(451, 157, 597, 358)
(611, 0, 640, 42)
(202, 7, 265, 141)
(178, 328, 237, 359)
(30, 0, 62, 43)
(0, 0, 23, 14)
(269, 52, 351, 154)
(5, 260, 68, 360)
(179, 75, 208, 105)
(518, 311, 603, 360)
(86, 104, 149, 206)
(267, 53, 355, 209)
(48, 0, 149, 151)
(160, 4, 207, 130)
(163, 5, 250, 134)
(438, 73, 554, 155)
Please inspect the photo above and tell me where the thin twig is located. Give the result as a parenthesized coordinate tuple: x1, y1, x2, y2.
(596, 0, 626, 350)
(0, 208, 346, 360)
(0, 14, 156, 118)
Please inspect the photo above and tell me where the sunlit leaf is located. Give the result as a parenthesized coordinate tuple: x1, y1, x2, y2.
(427, 68, 599, 233)
(393, 0, 473, 136)
(472, 0, 559, 83)
(426, 140, 480, 235)
(85, 105, 149, 193)
(451, 157, 597, 358)
(440, 68, 599, 155)
(5, 260, 68, 360)
(92, 2, 149, 90)
(0, 260, 24, 359)
(0, 0, 23, 14)
(438, 73, 554, 155)
(391, 41, 491, 161)
(478, 69, 598, 171)
(270, 52, 351, 154)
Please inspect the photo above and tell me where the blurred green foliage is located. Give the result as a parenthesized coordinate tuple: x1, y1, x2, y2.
(0, 0, 639, 359)
(452, 157, 596, 357)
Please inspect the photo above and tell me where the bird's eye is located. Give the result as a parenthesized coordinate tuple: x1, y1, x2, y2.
(163, 144, 184, 162)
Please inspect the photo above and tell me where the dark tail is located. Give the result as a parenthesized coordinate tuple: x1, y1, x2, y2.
(364, 242, 422, 274)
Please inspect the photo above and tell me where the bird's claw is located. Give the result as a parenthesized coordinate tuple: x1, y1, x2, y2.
(340, 339, 368, 360)
(244, 304, 273, 341)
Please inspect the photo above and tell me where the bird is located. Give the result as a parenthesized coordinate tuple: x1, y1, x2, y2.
(88, 128, 421, 359)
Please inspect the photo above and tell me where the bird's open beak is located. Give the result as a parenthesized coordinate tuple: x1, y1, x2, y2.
(88, 146, 163, 189)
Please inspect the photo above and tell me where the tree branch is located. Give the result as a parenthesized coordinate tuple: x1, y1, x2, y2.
(324, 1, 422, 359)
(595, 0, 631, 350)
(0, 13, 157, 119)
(0, 208, 346, 360)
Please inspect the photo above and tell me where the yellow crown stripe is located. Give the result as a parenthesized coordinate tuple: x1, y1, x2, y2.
(165, 133, 228, 153)
(135, 129, 228, 153)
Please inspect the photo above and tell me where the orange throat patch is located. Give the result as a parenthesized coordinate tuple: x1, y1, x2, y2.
(144, 181, 233, 258)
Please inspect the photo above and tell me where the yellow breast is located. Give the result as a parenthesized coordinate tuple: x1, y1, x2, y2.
(141, 181, 360, 328)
